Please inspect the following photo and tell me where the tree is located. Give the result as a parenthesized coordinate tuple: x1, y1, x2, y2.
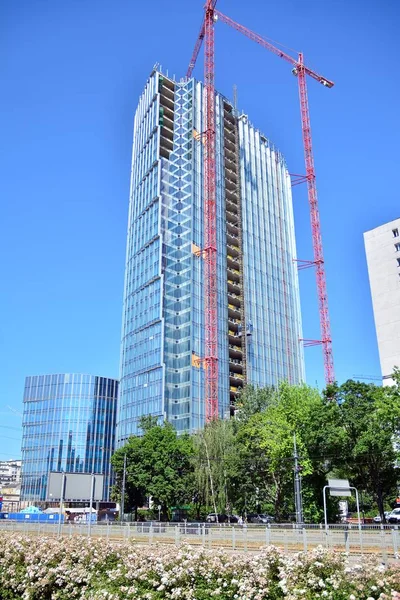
(298, 396, 345, 522)
(231, 382, 330, 521)
(232, 410, 294, 519)
(235, 385, 275, 423)
(111, 434, 146, 520)
(111, 416, 194, 520)
(192, 418, 237, 518)
(328, 379, 400, 521)
(110, 378, 400, 525)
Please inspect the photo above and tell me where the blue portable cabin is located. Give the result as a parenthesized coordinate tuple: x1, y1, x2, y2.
(4, 506, 64, 523)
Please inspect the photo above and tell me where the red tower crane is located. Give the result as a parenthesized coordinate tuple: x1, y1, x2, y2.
(187, 4, 335, 398)
(203, 0, 219, 421)
(187, 20, 205, 79)
(213, 10, 335, 385)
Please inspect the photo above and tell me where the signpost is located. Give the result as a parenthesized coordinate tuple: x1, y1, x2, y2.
(323, 478, 361, 531)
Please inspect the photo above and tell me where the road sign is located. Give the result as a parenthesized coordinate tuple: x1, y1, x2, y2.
(328, 478, 351, 497)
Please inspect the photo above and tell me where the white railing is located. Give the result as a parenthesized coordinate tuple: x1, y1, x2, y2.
(0, 520, 398, 561)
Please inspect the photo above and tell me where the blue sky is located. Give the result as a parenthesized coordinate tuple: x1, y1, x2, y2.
(1, 0, 399, 459)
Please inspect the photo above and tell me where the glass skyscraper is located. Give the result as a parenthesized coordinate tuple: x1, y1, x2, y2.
(21, 374, 118, 503)
(117, 68, 304, 443)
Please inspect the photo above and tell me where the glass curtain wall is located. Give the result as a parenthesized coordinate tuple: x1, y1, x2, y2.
(190, 82, 231, 427)
(238, 115, 305, 385)
(118, 68, 305, 442)
(161, 78, 194, 433)
(118, 70, 164, 443)
(21, 374, 118, 503)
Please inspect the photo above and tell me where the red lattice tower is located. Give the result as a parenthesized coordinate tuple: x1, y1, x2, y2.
(203, 0, 219, 420)
(296, 53, 334, 383)
(186, 6, 335, 387)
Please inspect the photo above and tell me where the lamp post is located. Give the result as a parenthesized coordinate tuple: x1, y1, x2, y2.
(57, 472, 65, 536)
(264, 421, 304, 524)
(121, 453, 126, 524)
(88, 473, 95, 537)
(293, 434, 303, 525)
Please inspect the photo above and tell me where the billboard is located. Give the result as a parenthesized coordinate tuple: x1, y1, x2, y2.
(47, 472, 104, 502)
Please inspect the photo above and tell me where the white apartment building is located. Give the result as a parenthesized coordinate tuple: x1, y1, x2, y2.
(0, 460, 21, 485)
(364, 218, 400, 386)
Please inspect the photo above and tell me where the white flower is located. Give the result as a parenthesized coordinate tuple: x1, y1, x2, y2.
(377, 564, 386, 573)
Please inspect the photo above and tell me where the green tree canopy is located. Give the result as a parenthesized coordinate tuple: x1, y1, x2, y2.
(111, 416, 194, 520)
(328, 378, 400, 520)
(192, 418, 238, 518)
(232, 382, 331, 520)
(111, 377, 400, 524)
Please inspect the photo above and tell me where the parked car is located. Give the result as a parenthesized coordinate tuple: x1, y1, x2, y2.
(206, 513, 239, 523)
(373, 511, 390, 523)
(387, 509, 400, 524)
(246, 513, 274, 524)
(227, 514, 239, 523)
(258, 514, 275, 524)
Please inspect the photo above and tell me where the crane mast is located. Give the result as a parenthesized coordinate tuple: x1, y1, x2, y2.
(186, 4, 335, 395)
(216, 13, 335, 384)
(203, 0, 219, 420)
(296, 53, 334, 383)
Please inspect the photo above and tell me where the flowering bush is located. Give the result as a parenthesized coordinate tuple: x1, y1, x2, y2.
(0, 534, 398, 599)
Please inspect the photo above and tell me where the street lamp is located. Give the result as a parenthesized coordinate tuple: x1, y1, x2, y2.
(121, 453, 127, 523)
(293, 434, 303, 525)
(57, 472, 65, 536)
(264, 422, 304, 524)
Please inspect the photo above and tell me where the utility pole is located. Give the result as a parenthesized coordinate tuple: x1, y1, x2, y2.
(293, 434, 303, 524)
(121, 453, 126, 524)
(88, 473, 95, 537)
(57, 471, 65, 537)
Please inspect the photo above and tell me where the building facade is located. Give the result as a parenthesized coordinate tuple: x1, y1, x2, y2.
(0, 460, 21, 486)
(117, 68, 305, 443)
(0, 460, 22, 512)
(21, 374, 118, 503)
(364, 218, 400, 386)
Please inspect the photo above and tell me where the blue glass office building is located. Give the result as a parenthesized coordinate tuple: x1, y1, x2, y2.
(118, 68, 304, 443)
(21, 374, 118, 503)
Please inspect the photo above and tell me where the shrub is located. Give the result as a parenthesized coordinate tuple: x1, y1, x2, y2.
(0, 534, 398, 599)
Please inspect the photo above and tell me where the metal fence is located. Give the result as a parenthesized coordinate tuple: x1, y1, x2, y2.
(0, 520, 398, 562)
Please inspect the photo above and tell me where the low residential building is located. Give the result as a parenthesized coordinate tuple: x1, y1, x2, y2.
(0, 460, 21, 486)
(0, 484, 21, 512)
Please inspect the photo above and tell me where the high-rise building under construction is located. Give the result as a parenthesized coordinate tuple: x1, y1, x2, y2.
(117, 68, 305, 443)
